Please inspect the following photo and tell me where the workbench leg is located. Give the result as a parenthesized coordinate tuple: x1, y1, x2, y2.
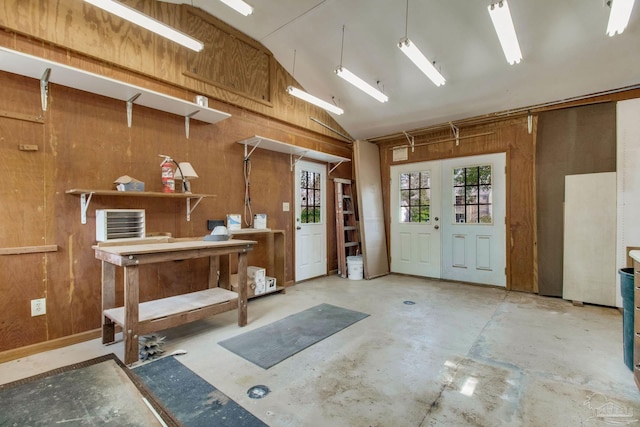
(219, 254, 231, 290)
(237, 252, 248, 327)
(123, 266, 140, 365)
(208, 255, 220, 288)
(101, 261, 116, 344)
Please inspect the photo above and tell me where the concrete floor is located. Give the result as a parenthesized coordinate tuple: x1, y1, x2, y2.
(1, 274, 639, 426)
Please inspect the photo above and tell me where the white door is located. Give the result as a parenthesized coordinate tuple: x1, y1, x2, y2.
(441, 153, 506, 287)
(294, 160, 327, 281)
(390, 161, 442, 277)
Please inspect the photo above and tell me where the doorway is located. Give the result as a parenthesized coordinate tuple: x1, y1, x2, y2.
(294, 160, 327, 281)
(390, 153, 506, 287)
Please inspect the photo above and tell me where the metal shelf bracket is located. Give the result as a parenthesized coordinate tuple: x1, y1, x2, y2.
(40, 68, 51, 112)
(290, 151, 308, 171)
(329, 160, 345, 174)
(186, 196, 204, 222)
(185, 110, 199, 139)
(80, 192, 94, 224)
(126, 93, 141, 128)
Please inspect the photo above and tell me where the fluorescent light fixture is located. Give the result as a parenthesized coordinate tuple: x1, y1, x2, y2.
(287, 86, 344, 115)
(84, 0, 204, 52)
(607, 0, 636, 36)
(398, 38, 446, 87)
(488, 0, 522, 65)
(219, 0, 254, 16)
(334, 66, 388, 103)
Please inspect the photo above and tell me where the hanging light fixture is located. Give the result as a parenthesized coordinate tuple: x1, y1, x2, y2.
(334, 67, 388, 103)
(84, 0, 204, 52)
(334, 26, 388, 103)
(488, 0, 522, 65)
(219, 0, 253, 16)
(398, 39, 446, 87)
(607, 0, 636, 36)
(397, 1, 445, 87)
(287, 87, 344, 115)
(285, 50, 344, 115)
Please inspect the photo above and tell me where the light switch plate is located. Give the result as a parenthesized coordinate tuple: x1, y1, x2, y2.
(283, 202, 290, 212)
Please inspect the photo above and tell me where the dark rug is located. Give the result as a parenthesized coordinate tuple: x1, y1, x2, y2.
(218, 303, 369, 369)
(133, 355, 267, 427)
(0, 353, 178, 426)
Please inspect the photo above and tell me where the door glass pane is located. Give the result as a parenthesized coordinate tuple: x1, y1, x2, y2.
(300, 170, 321, 223)
(399, 171, 431, 223)
(452, 165, 492, 224)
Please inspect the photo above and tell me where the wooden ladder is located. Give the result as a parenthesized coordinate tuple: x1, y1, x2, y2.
(334, 178, 361, 278)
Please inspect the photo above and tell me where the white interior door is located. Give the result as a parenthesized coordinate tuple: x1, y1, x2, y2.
(390, 161, 442, 278)
(294, 160, 327, 281)
(441, 153, 506, 287)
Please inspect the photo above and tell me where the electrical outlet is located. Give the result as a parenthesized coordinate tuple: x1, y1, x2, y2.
(282, 202, 290, 212)
(31, 298, 46, 317)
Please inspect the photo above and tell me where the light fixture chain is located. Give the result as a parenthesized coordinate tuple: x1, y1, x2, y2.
(340, 24, 345, 67)
(292, 49, 297, 77)
(405, 0, 409, 39)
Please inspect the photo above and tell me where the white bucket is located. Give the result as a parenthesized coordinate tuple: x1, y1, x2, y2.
(347, 255, 364, 280)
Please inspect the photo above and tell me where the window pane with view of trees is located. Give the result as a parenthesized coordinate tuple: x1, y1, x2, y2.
(453, 165, 492, 224)
(400, 171, 430, 223)
(300, 170, 321, 223)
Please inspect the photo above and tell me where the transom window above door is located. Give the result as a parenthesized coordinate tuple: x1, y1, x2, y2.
(300, 170, 321, 224)
(453, 165, 493, 224)
(399, 171, 431, 223)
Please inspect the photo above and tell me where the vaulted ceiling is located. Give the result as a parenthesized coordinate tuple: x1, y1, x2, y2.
(166, 0, 640, 140)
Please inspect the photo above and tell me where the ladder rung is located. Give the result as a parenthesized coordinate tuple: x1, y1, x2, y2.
(345, 242, 359, 247)
(343, 195, 351, 199)
(344, 226, 356, 231)
(343, 210, 354, 215)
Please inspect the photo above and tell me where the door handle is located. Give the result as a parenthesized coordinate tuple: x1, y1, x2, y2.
(434, 225, 440, 230)
(296, 226, 302, 230)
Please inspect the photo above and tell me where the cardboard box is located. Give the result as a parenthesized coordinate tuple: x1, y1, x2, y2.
(114, 175, 145, 192)
(265, 276, 276, 293)
(248, 266, 266, 295)
(227, 214, 241, 231)
(253, 214, 267, 229)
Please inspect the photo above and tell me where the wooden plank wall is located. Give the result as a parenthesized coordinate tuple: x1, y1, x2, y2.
(377, 117, 537, 292)
(0, 0, 350, 141)
(0, 1, 352, 354)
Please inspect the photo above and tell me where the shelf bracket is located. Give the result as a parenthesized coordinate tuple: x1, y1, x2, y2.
(290, 151, 308, 171)
(126, 93, 141, 128)
(329, 160, 345, 174)
(40, 68, 51, 112)
(185, 110, 199, 139)
(243, 137, 262, 161)
(186, 196, 204, 222)
(80, 192, 94, 224)
(450, 122, 460, 146)
(403, 131, 415, 153)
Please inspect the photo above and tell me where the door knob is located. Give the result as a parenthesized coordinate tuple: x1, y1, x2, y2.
(434, 217, 439, 221)
(296, 226, 302, 230)
(434, 225, 440, 230)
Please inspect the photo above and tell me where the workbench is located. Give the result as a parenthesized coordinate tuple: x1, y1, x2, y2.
(94, 239, 256, 365)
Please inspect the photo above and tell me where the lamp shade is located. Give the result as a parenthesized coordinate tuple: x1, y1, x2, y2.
(174, 162, 198, 180)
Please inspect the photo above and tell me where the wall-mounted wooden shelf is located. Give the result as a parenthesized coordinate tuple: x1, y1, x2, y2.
(66, 189, 215, 224)
(0, 46, 231, 137)
(238, 135, 350, 173)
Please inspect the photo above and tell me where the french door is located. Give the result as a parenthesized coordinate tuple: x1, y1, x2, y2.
(390, 153, 506, 287)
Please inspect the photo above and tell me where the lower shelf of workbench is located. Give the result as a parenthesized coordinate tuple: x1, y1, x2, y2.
(103, 288, 238, 334)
